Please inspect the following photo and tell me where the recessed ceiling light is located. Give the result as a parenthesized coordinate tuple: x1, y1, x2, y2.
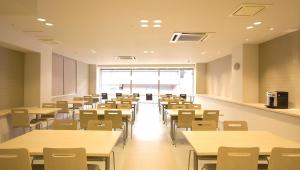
(140, 24, 149, 28)
(149, 51, 154, 54)
(153, 24, 161, 28)
(140, 20, 149, 23)
(269, 27, 274, 31)
(201, 51, 206, 55)
(246, 26, 254, 30)
(90, 49, 97, 54)
(153, 20, 162, 24)
(245, 38, 249, 42)
(143, 51, 148, 53)
(253, 21, 262, 25)
(45, 23, 53, 26)
(37, 18, 46, 22)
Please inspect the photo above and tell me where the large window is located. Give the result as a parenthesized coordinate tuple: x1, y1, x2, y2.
(98, 68, 194, 100)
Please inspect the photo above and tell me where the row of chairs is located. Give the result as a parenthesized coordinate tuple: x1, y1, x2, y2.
(0, 148, 100, 170)
(198, 147, 300, 170)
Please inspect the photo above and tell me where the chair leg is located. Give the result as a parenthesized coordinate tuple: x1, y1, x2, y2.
(131, 123, 133, 139)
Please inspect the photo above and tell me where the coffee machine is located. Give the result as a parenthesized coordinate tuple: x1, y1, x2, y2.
(266, 91, 288, 109)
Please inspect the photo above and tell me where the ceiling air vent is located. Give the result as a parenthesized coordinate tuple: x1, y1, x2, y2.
(231, 3, 271, 16)
(117, 56, 136, 60)
(170, 32, 211, 43)
(38, 38, 62, 45)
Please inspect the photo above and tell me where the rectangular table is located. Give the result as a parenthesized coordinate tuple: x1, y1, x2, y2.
(0, 130, 121, 170)
(182, 131, 300, 170)
(166, 109, 203, 143)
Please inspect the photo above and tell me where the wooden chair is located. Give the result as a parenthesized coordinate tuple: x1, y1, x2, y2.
(52, 120, 78, 130)
(186, 104, 201, 109)
(104, 110, 126, 145)
(73, 97, 84, 109)
(168, 104, 186, 109)
(105, 101, 117, 108)
(101, 93, 108, 100)
(121, 100, 132, 104)
(11, 109, 42, 133)
(87, 120, 112, 131)
(116, 93, 122, 97)
(203, 110, 220, 127)
(97, 103, 114, 109)
(43, 148, 99, 170)
(173, 110, 195, 145)
(56, 101, 70, 119)
(41, 103, 57, 128)
(0, 148, 43, 170)
(192, 120, 217, 131)
(79, 110, 98, 129)
(117, 103, 131, 109)
(267, 147, 300, 170)
(223, 121, 248, 131)
(83, 96, 93, 108)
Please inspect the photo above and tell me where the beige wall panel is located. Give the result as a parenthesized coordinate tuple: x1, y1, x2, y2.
(195, 63, 207, 94)
(259, 30, 300, 108)
(89, 64, 97, 95)
(206, 55, 232, 98)
(77, 61, 89, 96)
(63, 57, 76, 95)
(0, 46, 24, 109)
(24, 52, 40, 106)
(52, 53, 63, 96)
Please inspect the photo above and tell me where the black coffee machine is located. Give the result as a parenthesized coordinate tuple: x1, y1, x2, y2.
(266, 91, 288, 109)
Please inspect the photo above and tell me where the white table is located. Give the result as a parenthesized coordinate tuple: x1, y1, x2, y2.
(182, 131, 300, 170)
(0, 130, 121, 170)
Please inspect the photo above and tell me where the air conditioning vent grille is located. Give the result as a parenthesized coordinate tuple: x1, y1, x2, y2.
(231, 3, 271, 16)
(117, 56, 136, 60)
(170, 32, 212, 43)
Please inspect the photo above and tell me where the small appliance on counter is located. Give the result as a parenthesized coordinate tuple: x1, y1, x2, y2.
(266, 91, 288, 109)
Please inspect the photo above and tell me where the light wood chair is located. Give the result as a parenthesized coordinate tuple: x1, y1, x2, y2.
(52, 120, 78, 130)
(192, 120, 217, 131)
(266, 147, 300, 170)
(87, 120, 112, 131)
(41, 103, 57, 128)
(186, 104, 202, 109)
(105, 101, 117, 108)
(97, 103, 114, 109)
(104, 110, 126, 145)
(43, 148, 99, 170)
(173, 110, 195, 145)
(11, 109, 42, 133)
(168, 104, 186, 109)
(117, 103, 131, 109)
(101, 93, 108, 100)
(84, 96, 94, 108)
(56, 101, 70, 119)
(223, 121, 248, 131)
(121, 100, 132, 104)
(182, 101, 192, 104)
(0, 148, 44, 170)
(73, 97, 84, 109)
(203, 110, 220, 127)
(79, 110, 98, 129)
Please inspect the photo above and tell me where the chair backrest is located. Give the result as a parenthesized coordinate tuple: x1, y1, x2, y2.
(121, 100, 132, 104)
(268, 147, 300, 170)
(87, 120, 112, 131)
(223, 121, 248, 131)
(101, 93, 108, 100)
(52, 120, 78, 130)
(168, 101, 179, 105)
(180, 94, 187, 99)
(192, 120, 217, 131)
(97, 103, 114, 109)
(116, 93, 122, 97)
(168, 104, 186, 109)
(83, 96, 93, 104)
(105, 101, 117, 108)
(177, 110, 195, 128)
(56, 101, 69, 113)
(216, 147, 259, 170)
(203, 110, 220, 125)
(0, 148, 32, 170)
(182, 101, 192, 104)
(104, 110, 123, 129)
(42, 103, 57, 108)
(146, 93, 152, 100)
(133, 93, 140, 97)
(11, 109, 30, 128)
(186, 104, 201, 109)
(73, 97, 84, 101)
(43, 148, 88, 170)
(79, 110, 98, 129)
(117, 103, 131, 109)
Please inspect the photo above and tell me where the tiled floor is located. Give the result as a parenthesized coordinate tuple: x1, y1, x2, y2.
(104, 102, 196, 170)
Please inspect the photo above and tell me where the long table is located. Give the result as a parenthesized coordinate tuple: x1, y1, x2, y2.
(0, 130, 121, 170)
(182, 131, 300, 170)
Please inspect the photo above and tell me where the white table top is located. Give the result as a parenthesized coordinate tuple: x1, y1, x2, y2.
(183, 131, 300, 156)
(166, 109, 203, 116)
(0, 130, 121, 157)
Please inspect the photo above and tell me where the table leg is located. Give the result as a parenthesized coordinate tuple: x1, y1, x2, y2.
(105, 156, 110, 170)
(72, 104, 75, 120)
(194, 151, 198, 170)
(170, 116, 174, 143)
(162, 105, 165, 123)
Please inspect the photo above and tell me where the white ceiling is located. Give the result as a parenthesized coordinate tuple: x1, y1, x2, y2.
(0, 0, 300, 64)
